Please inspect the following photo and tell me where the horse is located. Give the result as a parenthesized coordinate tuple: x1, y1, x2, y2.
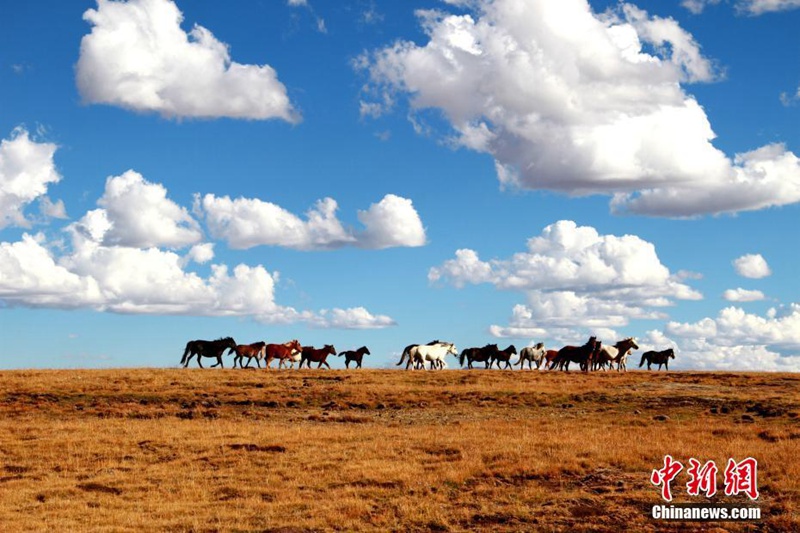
(180, 337, 236, 368)
(397, 340, 442, 370)
(300, 345, 337, 369)
(338, 346, 370, 369)
(543, 349, 560, 370)
(594, 338, 639, 372)
(640, 348, 675, 371)
(550, 337, 597, 372)
(411, 342, 458, 370)
(488, 344, 518, 369)
(458, 345, 496, 369)
(517, 343, 546, 370)
(229, 342, 266, 369)
(263, 340, 302, 369)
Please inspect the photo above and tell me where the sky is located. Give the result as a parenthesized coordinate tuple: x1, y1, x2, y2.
(0, 0, 798, 370)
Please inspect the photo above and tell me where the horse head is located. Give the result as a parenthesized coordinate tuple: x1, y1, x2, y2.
(535, 342, 545, 349)
(324, 344, 336, 355)
(668, 348, 675, 359)
(287, 339, 302, 353)
(360, 346, 371, 355)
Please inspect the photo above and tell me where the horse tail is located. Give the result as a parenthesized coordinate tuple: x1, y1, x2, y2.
(181, 342, 192, 365)
(459, 350, 466, 367)
(639, 353, 647, 368)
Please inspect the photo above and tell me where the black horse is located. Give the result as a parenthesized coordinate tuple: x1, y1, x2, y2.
(459, 344, 496, 369)
(488, 344, 518, 369)
(639, 348, 675, 371)
(338, 346, 370, 369)
(180, 337, 236, 368)
(550, 336, 597, 372)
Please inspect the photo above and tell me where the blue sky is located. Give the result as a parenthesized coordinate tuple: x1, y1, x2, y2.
(1, 0, 798, 370)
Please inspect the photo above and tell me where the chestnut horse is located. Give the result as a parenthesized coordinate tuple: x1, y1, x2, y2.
(640, 348, 675, 371)
(550, 337, 598, 372)
(229, 342, 267, 368)
(181, 337, 236, 368)
(338, 346, 370, 369)
(263, 340, 302, 369)
(300, 345, 337, 369)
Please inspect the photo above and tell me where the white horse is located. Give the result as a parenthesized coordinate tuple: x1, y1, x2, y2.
(411, 342, 457, 370)
(517, 342, 546, 370)
(280, 350, 302, 369)
(594, 338, 638, 372)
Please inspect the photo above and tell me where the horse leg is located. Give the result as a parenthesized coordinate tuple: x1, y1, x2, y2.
(197, 356, 205, 369)
(322, 359, 331, 369)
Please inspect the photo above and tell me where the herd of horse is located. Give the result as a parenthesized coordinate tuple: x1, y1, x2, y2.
(180, 336, 676, 372)
(180, 338, 370, 370)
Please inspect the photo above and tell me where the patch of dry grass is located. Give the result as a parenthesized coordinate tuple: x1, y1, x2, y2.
(0, 369, 797, 531)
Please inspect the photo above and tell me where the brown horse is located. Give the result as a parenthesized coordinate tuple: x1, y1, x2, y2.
(550, 337, 597, 372)
(488, 345, 518, 369)
(263, 340, 302, 369)
(229, 342, 267, 368)
(300, 345, 337, 369)
(181, 337, 236, 368)
(543, 349, 560, 369)
(640, 348, 675, 371)
(338, 346, 370, 369)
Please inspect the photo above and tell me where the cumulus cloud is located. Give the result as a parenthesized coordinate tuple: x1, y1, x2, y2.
(199, 193, 426, 250)
(0, 165, 398, 329)
(659, 305, 800, 370)
(733, 253, 772, 278)
(361, 0, 800, 217)
(723, 288, 766, 302)
(312, 307, 397, 329)
(357, 194, 427, 249)
(0, 128, 64, 230)
(76, 170, 203, 249)
(77, 0, 298, 121)
(430, 220, 701, 337)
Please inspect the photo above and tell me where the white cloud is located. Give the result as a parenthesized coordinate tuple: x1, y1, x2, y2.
(79, 170, 203, 249)
(199, 193, 426, 250)
(660, 305, 800, 370)
(733, 253, 772, 279)
(0, 128, 63, 230)
(431, 220, 701, 336)
(356, 194, 426, 249)
(681, 0, 722, 15)
(0, 229, 394, 328)
(0, 233, 103, 308)
(77, 0, 298, 121)
(0, 166, 398, 329)
(362, 0, 800, 217)
(736, 0, 800, 15)
(313, 307, 397, 329)
(723, 288, 766, 302)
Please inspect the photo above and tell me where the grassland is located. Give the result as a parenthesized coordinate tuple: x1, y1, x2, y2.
(0, 368, 797, 532)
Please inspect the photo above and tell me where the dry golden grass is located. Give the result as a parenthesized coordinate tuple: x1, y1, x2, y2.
(0, 368, 797, 532)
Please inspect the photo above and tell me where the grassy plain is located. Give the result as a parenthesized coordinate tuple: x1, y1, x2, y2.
(0, 368, 797, 532)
